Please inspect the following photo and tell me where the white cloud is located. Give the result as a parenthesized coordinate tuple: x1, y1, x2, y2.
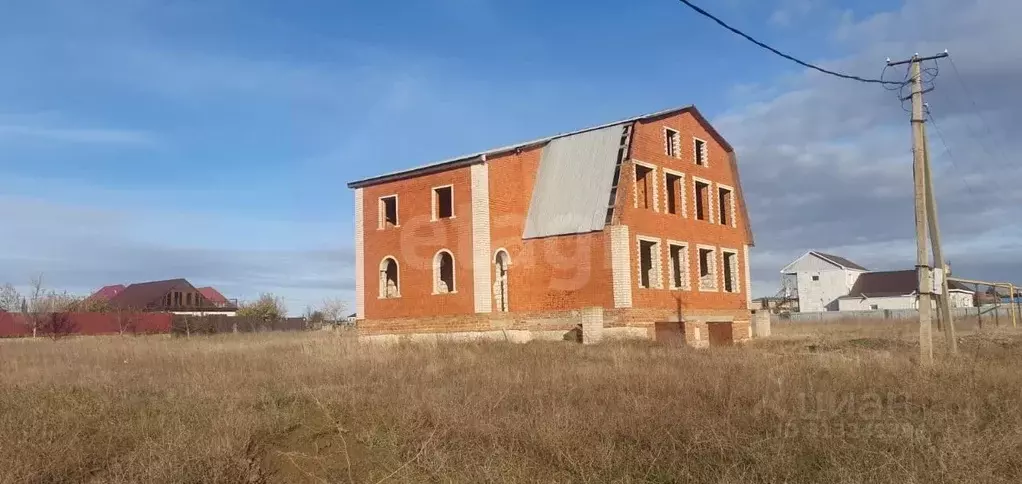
(723, 0, 1022, 296)
(0, 193, 352, 314)
(0, 124, 155, 145)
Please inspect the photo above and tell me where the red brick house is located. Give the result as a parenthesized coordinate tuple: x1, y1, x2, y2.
(89, 279, 238, 315)
(347, 105, 754, 344)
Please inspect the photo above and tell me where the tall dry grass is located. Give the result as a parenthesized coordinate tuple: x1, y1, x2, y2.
(1, 321, 1021, 483)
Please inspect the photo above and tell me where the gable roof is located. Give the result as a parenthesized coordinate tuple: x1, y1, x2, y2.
(108, 278, 195, 309)
(845, 270, 972, 298)
(812, 252, 869, 271)
(197, 287, 230, 305)
(89, 284, 125, 301)
(781, 251, 868, 273)
(344, 104, 754, 246)
(346, 105, 731, 189)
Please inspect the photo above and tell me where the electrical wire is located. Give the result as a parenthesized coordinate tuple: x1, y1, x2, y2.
(943, 54, 1012, 172)
(925, 107, 991, 206)
(675, 0, 906, 86)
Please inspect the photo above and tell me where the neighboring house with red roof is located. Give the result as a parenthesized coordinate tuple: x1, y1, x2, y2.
(89, 279, 238, 316)
(197, 287, 235, 309)
(88, 284, 125, 301)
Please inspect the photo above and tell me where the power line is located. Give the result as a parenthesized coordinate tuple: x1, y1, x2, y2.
(941, 54, 1014, 176)
(925, 107, 989, 204)
(675, 0, 905, 86)
(946, 55, 1001, 144)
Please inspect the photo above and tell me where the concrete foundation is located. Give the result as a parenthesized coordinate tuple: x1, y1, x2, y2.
(356, 306, 751, 347)
(752, 310, 771, 338)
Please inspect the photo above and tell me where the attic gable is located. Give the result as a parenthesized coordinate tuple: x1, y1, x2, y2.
(781, 251, 868, 274)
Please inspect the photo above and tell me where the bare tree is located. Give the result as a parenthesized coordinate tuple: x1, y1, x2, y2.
(38, 312, 77, 340)
(25, 275, 46, 338)
(0, 283, 21, 312)
(114, 307, 138, 335)
(24, 275, 78, 337)
(319, 297, 348, 325)
(303, 305, 326, 329)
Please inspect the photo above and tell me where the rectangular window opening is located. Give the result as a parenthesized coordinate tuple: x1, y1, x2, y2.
(695, 139, 707, 166)
(695, 181, 710, 221)
(639, 240, 656, 289)
(635, 165, 653, 210)
(665, 128, 679, 158)
(380, 196, 398, 228)
(666, 173, 682, 215)
(812, 275, 820, 281)
(434, 186, 454, 219)
(670, 244, 688, 289)
(723, 252, 738, 293)
(718, 187, 732, 225)
(699, 248, 716, 291)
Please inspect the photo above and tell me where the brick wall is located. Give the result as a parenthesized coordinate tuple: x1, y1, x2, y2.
(360, 166, 476, 319)
(488, 148, 614, 313)
(353, 109, 754, 326)
(621, 111, 753, 315)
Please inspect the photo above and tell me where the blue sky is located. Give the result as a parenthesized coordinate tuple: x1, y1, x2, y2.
(2, 0, 1020, 313)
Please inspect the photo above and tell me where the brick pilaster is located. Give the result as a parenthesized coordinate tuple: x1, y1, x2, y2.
(354, 188, 365, 319)
(610, 225, 633, 308)
(471, 162, 492, 313)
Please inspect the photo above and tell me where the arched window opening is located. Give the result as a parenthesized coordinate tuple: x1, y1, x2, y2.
(379, 257, 400, 298)
(494, 250, 510, 312)
(434, 250, 455, 294)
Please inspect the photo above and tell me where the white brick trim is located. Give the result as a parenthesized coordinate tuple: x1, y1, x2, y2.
(716, 183, 736, 228)
(636, 235, 664, 290)
(632, 160, 659, 213)
(377, 194, 399, 229)
(470, 163, 492, 313)
(692, 176, 713, 222)
(665, 239, 690, 290)
(696, 244, 718, 292)
(354, 188, 365, 319)
(609, 226, 633, 308)
(743, 245, 752, 307)
(663, 127, 680, 159)
(431, 184, 455, 221)
(720, 247, 740, 294)
(662, 168, 686, 217)
(693, 137, 708, 167)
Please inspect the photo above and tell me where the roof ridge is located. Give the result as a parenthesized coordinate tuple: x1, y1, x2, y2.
(346, 104, 726, 189)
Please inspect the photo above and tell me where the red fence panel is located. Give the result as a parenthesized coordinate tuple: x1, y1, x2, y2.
(0, 312, 172, 337)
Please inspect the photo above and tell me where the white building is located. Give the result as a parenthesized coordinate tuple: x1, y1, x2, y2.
(836, 270, 975, 310)
(780, 251, 869, 312)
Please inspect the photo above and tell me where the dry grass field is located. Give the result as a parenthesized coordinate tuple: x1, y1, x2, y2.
(2, 319, 1022, 483)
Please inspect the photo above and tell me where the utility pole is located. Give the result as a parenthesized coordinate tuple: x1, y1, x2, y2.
(888, 52, 948, 365)
(922, 126, 957, 354)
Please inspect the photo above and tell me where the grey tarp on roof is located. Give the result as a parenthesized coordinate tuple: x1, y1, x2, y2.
(522, 124, 625, 239)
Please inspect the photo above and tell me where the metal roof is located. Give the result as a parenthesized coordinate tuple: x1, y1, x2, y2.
(845, 270, 973, 298)
(812, 252, 869, 271)
(346, 104, 726, 189)
(522, 124, 625, 239)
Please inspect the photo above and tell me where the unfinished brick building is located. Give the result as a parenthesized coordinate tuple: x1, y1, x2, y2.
(347, 105, 754, 345)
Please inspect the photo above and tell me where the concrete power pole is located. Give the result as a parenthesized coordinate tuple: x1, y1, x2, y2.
(922, 127, 957, 354)
(888, 52, 949, 365)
